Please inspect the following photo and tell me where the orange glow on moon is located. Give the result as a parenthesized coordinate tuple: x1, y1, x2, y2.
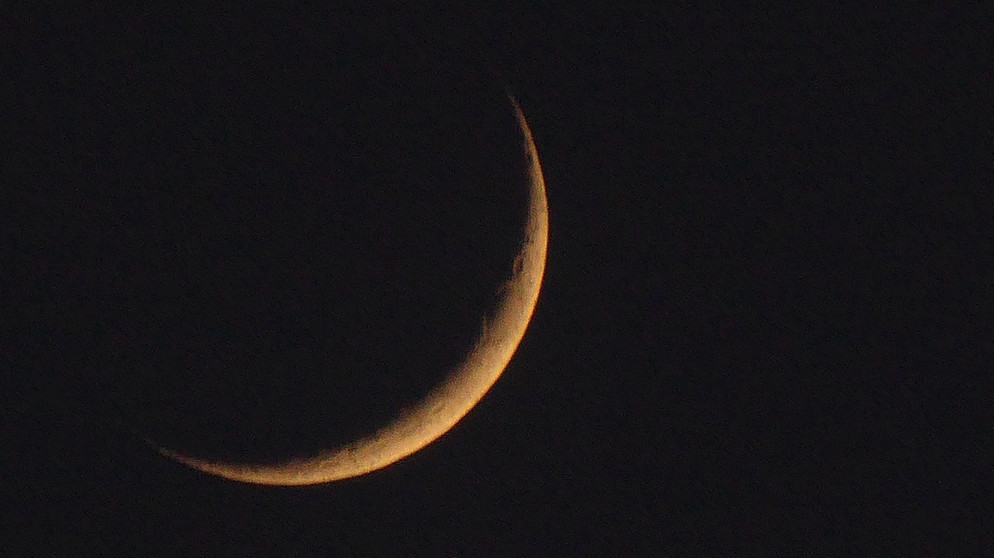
(155, 96, 549, 485)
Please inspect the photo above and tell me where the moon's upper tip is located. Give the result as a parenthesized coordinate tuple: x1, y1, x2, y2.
(504, 89, 525, 116)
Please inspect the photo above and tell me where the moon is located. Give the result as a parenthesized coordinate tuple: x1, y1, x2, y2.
(153, 95, 549, 485)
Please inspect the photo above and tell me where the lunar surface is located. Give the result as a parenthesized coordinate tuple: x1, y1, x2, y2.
(154, 96, 549, 485)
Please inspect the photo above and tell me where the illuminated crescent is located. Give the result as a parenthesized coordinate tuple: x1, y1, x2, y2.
(155, 95, 549, 485)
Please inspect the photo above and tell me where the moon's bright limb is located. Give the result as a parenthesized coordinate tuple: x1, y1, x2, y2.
(155, 95, 549, 485)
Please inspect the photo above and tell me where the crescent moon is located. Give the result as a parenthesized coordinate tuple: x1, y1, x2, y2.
(154, 95, 549, 485)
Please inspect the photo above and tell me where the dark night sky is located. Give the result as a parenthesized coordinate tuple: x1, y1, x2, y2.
(4, 4, 991, 555)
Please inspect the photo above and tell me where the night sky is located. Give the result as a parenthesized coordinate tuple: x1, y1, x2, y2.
(5, 4, 991, 554)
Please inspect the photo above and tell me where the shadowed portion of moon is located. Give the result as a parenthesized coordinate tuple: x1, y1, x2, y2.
(83, 33, 538, 468)
(73, 32, 547, 477)
(146, 95, 547, 484)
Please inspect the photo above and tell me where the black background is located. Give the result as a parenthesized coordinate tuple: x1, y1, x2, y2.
(4, 4, 992, 554)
